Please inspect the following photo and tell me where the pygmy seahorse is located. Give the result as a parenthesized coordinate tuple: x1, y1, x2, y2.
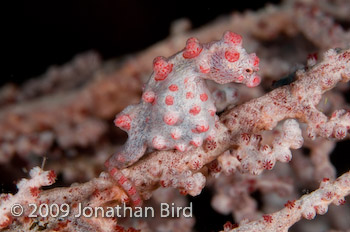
(108, 31, 260, 169)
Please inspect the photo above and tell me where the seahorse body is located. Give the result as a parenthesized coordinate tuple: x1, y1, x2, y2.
(108, 31, 261, 169)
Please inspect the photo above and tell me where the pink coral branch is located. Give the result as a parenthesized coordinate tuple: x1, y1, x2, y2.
(121, 48, 350, 200)
(0, 167, 56, 228)
(226, 170, 350, 232)
(0, 46, 349, 232)
(0, 167, 129, 231)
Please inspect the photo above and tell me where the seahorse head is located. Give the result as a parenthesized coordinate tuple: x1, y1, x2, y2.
(205, 31, 261, 87)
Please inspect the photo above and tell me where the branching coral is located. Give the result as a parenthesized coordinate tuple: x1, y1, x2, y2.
(224, 170, 350, 232)
(111, 47, 349, 202)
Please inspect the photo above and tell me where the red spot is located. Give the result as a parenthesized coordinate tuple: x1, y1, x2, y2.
(189, 105, 201, 115)
(247, 76, 261, 87)
(115, 225, 125, 232)
(262, 145, 270, 152)
(1, 194, 10, 201)
(284, 200, 296, 209)
(284, 154, 292, 162)
(190, 138, 202, 147)
(253, 76, 261, 85)
(163, 112, 178, 125)
(241, 133, 250, 143)
(92, 189, 101, 198)
(142, 91, 155, 103)
(128, 186, 137, 195)
(168, 84, 178, 91)
(153, 56, 173, 81)
(335, 128, 346, 139)
(208, 160, 221, 173)
(109, 168, 117, 176)
(115, 114, 132, 130)
(324, 78, 333, 87)
(165, 95, 174, 105)
(192, 123, 209, 133)
(223, 31, 242, 45)
(223, 221, 233, 230)
(223, 221, 238, 230)
(175, 144, 185, 151)
(152, 136, 166, 149)
(209, 110, 216, 116)
(225, 49, 240, 62)
(121, 196, 130, 204)
(263, 215, 273, 223)
(314, 205, 326, 214)
(324, 191, 334, 200)
(199, 65, 210, 73)
(200, 93, 208, 102)
(238, 75, 244, 81)
(160, 180, 167, 187)
(186, 92, 194, 99)
(117, 155, 126, 163)
(205, 139, 217, 151)
(251, 54, 260, 66)
(47, 170, 56, 184)
(192, 160, 201, 170)
(0, 217, 12, 229)
(118, 175, 128, 185)
(133, 198, 142, 207)
(183, 37, 203, 59)
(30, 187, 40, 197)
(305, 212, 315, 220)
(180, 190, 188, 195)
(171, 129, 181, 140)
(307, 53, 318, 61)
(338, 199, 346, 205)
(171, 134, 179, 139)
(323, 178, 330, 182)
(263, 160, 273, 170)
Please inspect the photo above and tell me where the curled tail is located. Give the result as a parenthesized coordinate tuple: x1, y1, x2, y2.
(108, 104, 148, 169)
(108, 167, 143, 207)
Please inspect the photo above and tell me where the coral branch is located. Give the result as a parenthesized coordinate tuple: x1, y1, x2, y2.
(119, 48, 349, 200)
(0, 167, 56, 228)
(221, 49, 350, 139)
(1, 1, 350, 231)
(0, 167, 127, 231)
(226, 170, 350, 232)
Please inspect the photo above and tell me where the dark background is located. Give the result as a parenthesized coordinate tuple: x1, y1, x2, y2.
(1, 0, 280, 87)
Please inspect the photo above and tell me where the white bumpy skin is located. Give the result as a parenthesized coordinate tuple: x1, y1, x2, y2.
(107, 31, 261, 169)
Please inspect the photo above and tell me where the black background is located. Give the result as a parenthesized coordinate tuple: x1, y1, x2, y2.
(1, 0, 280, 86)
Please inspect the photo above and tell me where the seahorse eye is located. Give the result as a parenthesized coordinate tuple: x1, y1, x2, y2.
(245, 68, 253, 74)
